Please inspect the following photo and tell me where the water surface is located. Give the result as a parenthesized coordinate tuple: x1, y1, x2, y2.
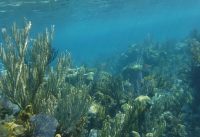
(0, 0, 200, 64)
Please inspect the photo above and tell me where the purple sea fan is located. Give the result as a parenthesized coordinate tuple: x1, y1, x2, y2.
(30, 114, 58, 137)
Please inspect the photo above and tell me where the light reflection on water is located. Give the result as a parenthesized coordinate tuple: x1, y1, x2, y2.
(0, 0, 199, 23)
(0, 0, 200, 64)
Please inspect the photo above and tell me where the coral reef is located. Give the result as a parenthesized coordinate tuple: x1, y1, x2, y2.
(0, 22, 198, 137)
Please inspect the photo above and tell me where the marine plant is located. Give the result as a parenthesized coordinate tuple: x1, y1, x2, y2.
(94, 37, 193, 137)
(91, 71, 125, 116)
(0, 20, 197, 137)
(0, 21, 56, 112)
(186, 34, 200, 137)
(0, 22, 91, 137)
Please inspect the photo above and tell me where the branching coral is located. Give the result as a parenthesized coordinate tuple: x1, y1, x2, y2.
(0, 21, 196, 137)
(0, 21, 55, 111)
(55, 85, 90, 136)
(0, 22, 91, 137)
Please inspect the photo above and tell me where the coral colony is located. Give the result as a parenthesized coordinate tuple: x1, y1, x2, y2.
(0, 22, 199, 137)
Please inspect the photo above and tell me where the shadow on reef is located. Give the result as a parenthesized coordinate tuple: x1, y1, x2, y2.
(0, 22, 199, 137)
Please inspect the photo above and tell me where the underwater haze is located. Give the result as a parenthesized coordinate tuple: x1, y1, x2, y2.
(1, 0, 200, 64)
(2, 1, 200, 137)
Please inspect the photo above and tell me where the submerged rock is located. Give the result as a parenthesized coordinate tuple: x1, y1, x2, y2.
(30, 114, 58, 137)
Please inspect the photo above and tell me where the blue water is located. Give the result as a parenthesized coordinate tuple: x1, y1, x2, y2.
(1, 0, 200, 65)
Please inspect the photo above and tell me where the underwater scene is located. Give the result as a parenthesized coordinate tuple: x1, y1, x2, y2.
(1, 0, 200, 137)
